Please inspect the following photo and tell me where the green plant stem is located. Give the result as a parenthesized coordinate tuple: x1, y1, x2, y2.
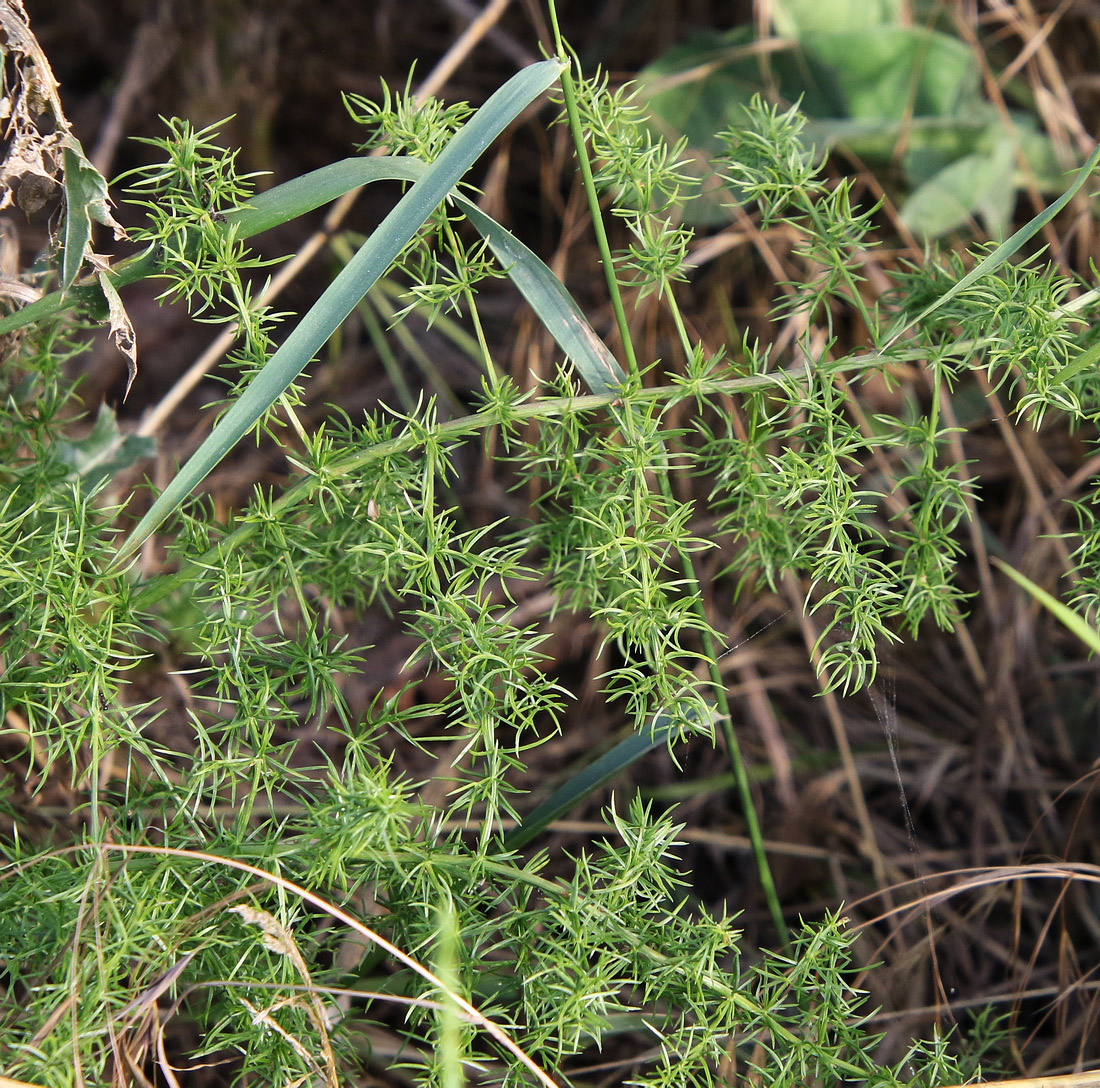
(546, 6, 639, 377)
(125, 351, 902, 610)
(464, 284, 498, 382)
(665, 290, 695, 364)
(545, 10, 786, 939)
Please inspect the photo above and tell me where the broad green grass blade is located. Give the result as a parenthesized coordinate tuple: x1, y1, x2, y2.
(456, 199, 625, 394)
(226, 158, 625, 393)
(116, 59, 562, 558)
(223, 157, 426, 238)
(993, 558, 1100, 655)
(503, 713, 681, 852)
(886, 142, 1100, 347)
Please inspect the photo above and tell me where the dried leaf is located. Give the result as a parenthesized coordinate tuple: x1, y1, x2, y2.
(0, 1, 69, 207)
(1, 0, 126, 290)
(94, 258, 138, 396)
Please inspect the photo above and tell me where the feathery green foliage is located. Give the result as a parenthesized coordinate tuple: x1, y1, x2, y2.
(1, 10, 1096, 1085)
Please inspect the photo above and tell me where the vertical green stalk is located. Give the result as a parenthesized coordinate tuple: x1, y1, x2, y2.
(665, 291, 696, 364)
(545, 0, 786, 943)
(545, 8, 639, 377)
(652, 439, 787, 945)
(435, 899, 467, 1088)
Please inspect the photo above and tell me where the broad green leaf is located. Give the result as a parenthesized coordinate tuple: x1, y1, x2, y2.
(900, 118, 1000, 188)
(899, 138, 1016, 239)
(641, 25, 979, 155)
(53, 403, 155, 490)
(637, 19, 1074, 239)
(639, 27, 772, 152)
(799, 27, 977, 125)
(771, 0, 901, 36)
(1014, 121, 1069, 191)
(116, 58, 563, 558)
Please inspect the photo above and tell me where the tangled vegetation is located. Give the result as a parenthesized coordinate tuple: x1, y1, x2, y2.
(1, 0, 1098, 1084)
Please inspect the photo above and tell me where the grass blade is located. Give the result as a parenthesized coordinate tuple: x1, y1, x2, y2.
(223, 157, 426, 238)
(993, 558, 1100, 656)
(885, 143, 1100, 348)
(227, 160, 625, 393)
(115, 59, 562, 559)
(503, 713, 682, 852)
(457, 199, 625, 394)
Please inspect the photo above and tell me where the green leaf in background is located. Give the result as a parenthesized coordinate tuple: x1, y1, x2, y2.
(116, 58, 563, 559)
(638, 12, 1070, 238)
(899, 136, 1016, 238)
(797, 27, 976, 132)
(640, 25, 979, 155)
(770, 0, 902, 35)
(53, 403, 155, 491)
(639, 27, 771, 155)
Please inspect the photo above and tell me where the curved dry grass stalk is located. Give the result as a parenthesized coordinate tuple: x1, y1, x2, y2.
(0, 842, 560, 1088)
(852, 862, 1100, 932)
